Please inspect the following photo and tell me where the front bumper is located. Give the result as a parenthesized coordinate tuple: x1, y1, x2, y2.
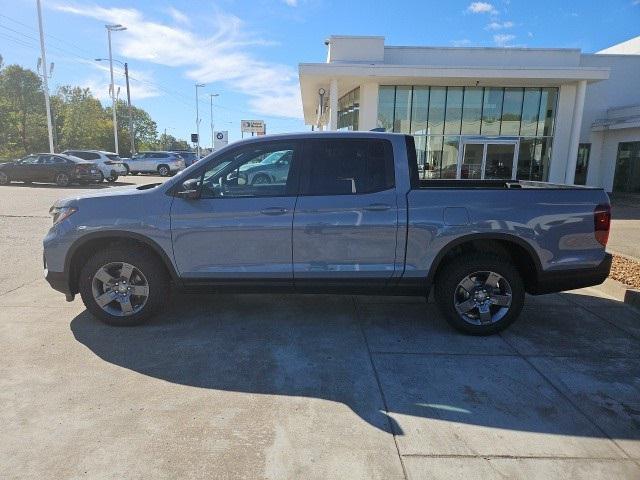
(529, 253, 612, 295)
(44, 252, 73, 300)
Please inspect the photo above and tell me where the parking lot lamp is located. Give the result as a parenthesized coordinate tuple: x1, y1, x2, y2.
(195, 83, 205, 157)
(209, 93, 219, 150)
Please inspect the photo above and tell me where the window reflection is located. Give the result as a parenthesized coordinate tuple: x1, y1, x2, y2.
(444, 87, 463, 135)
(461, 87, 483, 135)
(393, 86, 412, 134)
(501, 88, 524, 135)
(481, 87, 503, 135)
(427, 87, 446, 135)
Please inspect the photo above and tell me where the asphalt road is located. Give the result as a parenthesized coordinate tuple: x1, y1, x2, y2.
(1, 176, 639, 479)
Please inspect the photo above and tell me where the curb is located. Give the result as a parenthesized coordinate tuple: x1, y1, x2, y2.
(590, 277, 640, 310)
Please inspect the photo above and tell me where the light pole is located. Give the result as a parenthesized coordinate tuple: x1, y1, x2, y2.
(105, 24, 126, 154)
(36, 0, 54, 153)
(195, 83, 205, 157)
(209, 93, 219, 150)
(96, 58, 134, 156)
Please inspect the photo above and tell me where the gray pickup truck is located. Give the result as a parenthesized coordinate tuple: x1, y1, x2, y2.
(43, 132, 612, 334)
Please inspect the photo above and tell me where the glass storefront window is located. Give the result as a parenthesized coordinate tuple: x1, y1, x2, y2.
(501, 88, 524, 135)
(411, 87, 429, 134)
(393, 86, 412, 134)
(481, 87, 503, 135)
(337, 87, 360, 131)
(520, 88, 541, 136)
(461, 87, 483, 135)
(377, 86, 395, 132)
(538, 88, 557, 137)
(376, 85, 557, 182)
(442, 136, 460, 178)
(427, 87, 446, 135)
(574, 143, 591, 185)
(425, 135, 443, 178)
(444, 87, 463, 135)
(613, 142, 640, 193)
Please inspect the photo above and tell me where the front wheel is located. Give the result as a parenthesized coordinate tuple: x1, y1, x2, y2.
(106, 174, 118, 183)
(158, 165, 170, 176)
(0, 171, 10, 185)
(79, 246, 169, 326)
(55, 173, 70, 187)
(434, 253, 525, 335)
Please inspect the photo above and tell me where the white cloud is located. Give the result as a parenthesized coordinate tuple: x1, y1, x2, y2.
(166, 7, 190, 25)
(78, 61, 162, 102)
(486, 20, 514, 30)
(451, 39, 473, 47)
(52, 2, 302, 118)
(283, 0, 298, 6)
(466, 2, 498, 14)
(493, 33, 515, 46)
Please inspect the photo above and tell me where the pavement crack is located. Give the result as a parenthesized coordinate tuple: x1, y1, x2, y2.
(352, 295, 409, 480)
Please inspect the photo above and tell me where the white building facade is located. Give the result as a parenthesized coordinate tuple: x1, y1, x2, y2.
(299, 36, 640, 192)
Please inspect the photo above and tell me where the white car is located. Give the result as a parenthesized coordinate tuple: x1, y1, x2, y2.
(62, 150, 128, 182)
(123, 151, 186, 176)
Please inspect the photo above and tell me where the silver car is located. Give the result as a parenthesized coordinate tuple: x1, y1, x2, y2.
(123, 152, 186, 176)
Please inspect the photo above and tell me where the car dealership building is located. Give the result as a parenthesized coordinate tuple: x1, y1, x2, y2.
(298, 35, 640, 192)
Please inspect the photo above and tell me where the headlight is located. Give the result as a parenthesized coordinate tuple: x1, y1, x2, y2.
(49, 206, 78, 225)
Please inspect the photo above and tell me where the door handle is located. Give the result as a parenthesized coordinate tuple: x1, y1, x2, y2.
(364, 203, 392, 212)
(260, 207, 288, 215)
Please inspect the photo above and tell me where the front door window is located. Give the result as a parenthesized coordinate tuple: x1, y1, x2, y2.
(485, 143, 516, 180)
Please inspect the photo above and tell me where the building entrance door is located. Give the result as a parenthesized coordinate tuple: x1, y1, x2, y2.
(458, 139, 519, 180)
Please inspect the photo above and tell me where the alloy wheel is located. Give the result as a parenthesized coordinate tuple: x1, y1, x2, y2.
(91, 262, 149, 317)
(56, 173, 70, 187)
(0, 172, 8, 185)
(453, 270, 513, 325)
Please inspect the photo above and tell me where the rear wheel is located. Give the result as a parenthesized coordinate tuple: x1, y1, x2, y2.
(123, 164, 130, 175)
(106, 173, 118, 183)
(0, 172, 10, 185)
(158, 165, 170, 176)
(434, 253, 525, 335)
(55, 173, 70, 187)
(251, 173, 271, 185)
(79, 246, 169, 326)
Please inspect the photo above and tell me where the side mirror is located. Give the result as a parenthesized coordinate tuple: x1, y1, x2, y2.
(176, 178, 200, 199)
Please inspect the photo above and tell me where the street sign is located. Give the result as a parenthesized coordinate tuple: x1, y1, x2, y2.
(214, 131, 228, 149)
(240, 120, 265, 134)
(191, 133, 198, 143)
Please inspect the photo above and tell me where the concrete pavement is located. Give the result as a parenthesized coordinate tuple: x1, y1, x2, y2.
(1, 177, 639, 479)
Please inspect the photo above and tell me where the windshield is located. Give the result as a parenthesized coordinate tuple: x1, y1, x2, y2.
(106, 154, 121, 161)
(259, 151, 286, 165)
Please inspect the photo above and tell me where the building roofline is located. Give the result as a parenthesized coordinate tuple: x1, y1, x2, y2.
(384, 45, 582, 53)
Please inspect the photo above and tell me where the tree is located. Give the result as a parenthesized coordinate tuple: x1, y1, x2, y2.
(54, 86, 112, 152)
(110, 100, 158, 156)
(0, 64, 49, 158)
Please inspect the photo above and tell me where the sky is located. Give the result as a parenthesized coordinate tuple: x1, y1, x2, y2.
(0, 0, 638, 146)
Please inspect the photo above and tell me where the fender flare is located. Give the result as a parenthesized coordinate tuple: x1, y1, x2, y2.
(65, 230, 181, 287)
(424, 232, 543, 286)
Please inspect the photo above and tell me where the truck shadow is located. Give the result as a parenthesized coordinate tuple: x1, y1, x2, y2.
(70, 291, 640, 443)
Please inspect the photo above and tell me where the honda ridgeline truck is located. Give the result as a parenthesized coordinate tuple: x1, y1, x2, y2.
(43, 132, 612, 335)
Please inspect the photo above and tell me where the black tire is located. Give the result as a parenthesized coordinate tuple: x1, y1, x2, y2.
(97, 172, 105, 183)
(106, 174, 118, 183)
(55, 173, 70, 187)
(434, 253, 525, 335)
(158, 165, 170, 176)
(78, 246, 170, 326)
(0, 171, 9, 185)
(123, 164, 130, 175)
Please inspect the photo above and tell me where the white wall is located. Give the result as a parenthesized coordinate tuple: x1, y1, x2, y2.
(580, 54, 640, 189)
(549, 84, 577, 183)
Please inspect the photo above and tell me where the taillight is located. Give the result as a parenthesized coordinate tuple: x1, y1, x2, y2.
(104, 160, 115, 165)
(594, 203, 611, 247)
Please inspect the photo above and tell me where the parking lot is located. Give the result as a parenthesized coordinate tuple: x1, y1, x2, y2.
(1, 176, 639, 479)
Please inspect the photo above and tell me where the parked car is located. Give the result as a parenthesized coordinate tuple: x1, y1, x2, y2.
(171, 150, 198, 167)
(123, 151, 186, 176)
(236, 149, 292, 185)
(0, 153, 102, 186)
(61, 150, 127, 182)
(43, 132, 612, 334)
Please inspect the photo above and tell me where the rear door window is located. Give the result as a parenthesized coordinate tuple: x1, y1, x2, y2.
(302, 139, 394, 195)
